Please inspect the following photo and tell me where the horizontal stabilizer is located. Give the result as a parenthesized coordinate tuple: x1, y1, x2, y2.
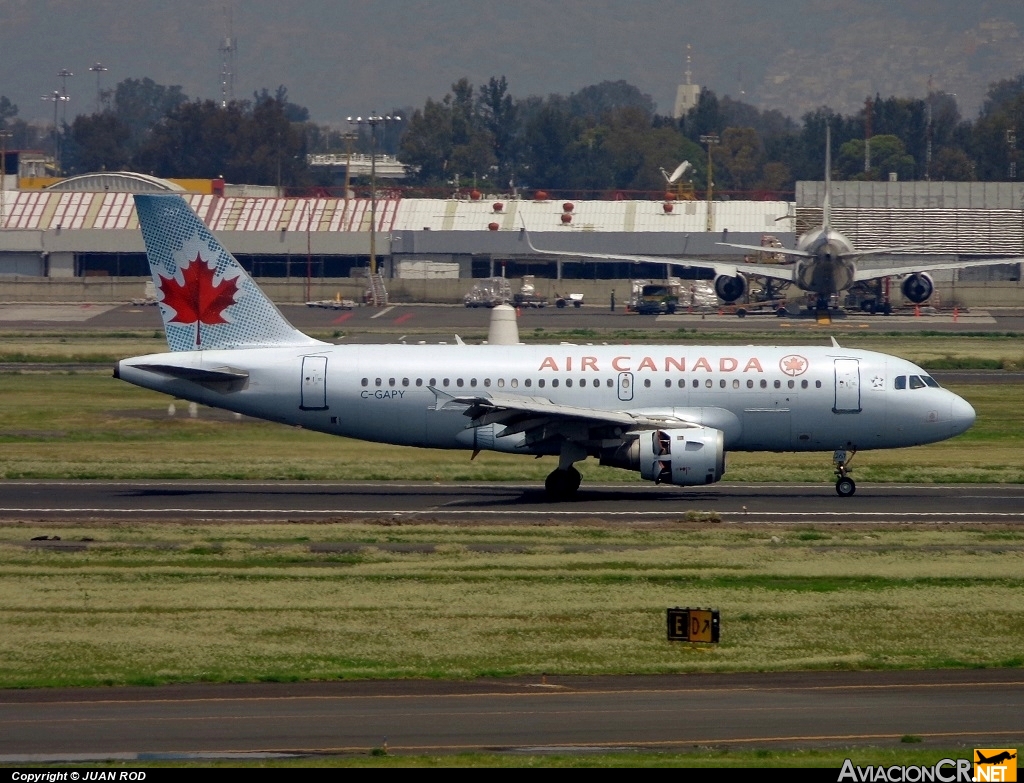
(132, 363, 250, 392)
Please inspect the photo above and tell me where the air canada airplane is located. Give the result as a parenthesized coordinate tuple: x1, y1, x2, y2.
(116, 194, 976, 499)
(529, 127, 1023, 313)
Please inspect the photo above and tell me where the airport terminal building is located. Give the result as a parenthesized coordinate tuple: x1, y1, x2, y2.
(0, 172, 1022, 306)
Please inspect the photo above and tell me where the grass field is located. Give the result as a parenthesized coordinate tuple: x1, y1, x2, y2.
(1, 524, 1022, 689)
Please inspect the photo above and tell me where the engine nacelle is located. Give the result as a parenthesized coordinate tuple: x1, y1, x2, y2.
(714, 273, 747, 303)
(600, 427, 725, 487)
(901, 272, 934, 304)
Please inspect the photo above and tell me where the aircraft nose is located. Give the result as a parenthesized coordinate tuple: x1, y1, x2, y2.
(950, 394, 976, 435)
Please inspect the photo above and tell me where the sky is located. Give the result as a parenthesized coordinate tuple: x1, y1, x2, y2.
(2, 0, 1024, 127)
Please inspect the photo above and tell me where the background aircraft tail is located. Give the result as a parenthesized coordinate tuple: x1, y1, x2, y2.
(823, 123, 832, 230)
(134, 194, 322, 352)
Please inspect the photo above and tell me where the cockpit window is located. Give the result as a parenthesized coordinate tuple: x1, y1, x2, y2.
(909, 375, 926, 389)
(923, 376, 940, 388)
(894, 376, 906, 390)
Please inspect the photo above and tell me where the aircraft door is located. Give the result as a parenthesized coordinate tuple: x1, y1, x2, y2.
(833, 358, 861, 413)
(617, 372, 634, 402)
(300, 355, 329, 410)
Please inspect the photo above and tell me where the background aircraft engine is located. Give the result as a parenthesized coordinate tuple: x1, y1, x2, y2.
(900, 272, 934, 304)
(713, 274, 747, 303)
(600, 427, 725, 486)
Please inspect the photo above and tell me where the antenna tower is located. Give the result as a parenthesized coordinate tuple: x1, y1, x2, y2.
(219, 3, 237, 107)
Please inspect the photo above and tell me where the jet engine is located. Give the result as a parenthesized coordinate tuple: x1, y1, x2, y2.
(901, 272, 934, 304)
(713, 274, 747, 303)
(600, 427, 725, 487)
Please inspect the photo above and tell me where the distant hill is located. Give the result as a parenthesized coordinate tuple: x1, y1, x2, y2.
(2, 0, 1023, 126)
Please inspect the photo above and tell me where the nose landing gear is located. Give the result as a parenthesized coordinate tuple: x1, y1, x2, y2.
(833, 447, 857, 496)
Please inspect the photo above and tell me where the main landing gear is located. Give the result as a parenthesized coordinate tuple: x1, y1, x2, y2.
(833, 447, 857, 497)
(545, 466, 582, 500)
(545, 441, 586, 500)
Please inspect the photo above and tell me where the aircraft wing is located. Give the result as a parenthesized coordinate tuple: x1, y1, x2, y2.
(853, 256, 1024, 283)
(524, 232, 799, 285)
(433, 388, 694, 439)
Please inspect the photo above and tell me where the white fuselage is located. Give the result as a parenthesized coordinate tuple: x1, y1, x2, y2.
(117, 343, 975, 457)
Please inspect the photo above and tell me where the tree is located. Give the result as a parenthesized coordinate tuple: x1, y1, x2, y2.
(110, 78, 188, 154)
(0, 95, 17, 129)
(568, 80, 654, 120)
(837, 135, 916, 181)
(64, 112, 132, 174)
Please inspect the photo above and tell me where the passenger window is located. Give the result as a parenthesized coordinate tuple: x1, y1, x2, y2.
(815, 380, 821, 388)
(665, 379, 672, 388)
(416, 378, 423, 387)
(566, 379, 573, 388)
(470, 378, 477, 387)
(788, 380, 795, 389)
(607, 379, 613, 387)
(719, 379, 726, 389)
(705, 379, 713, 389)
(594, 379, 600, 388)
(361, 378, 368, 387)
(456, 379, 464, 387)
(443, 379, 450, 387)
(678, 379, 686, 388)
(909, 375, 925, 389)
(525, 379, 532, 387)
(551, 379, 557, 387)
(580, 379, 586, 387)
(389, 378, 396, 387)
(538, 379, 545, 388)
(894, 376, 907, 390)
(430, 378, 437, 387)
(483, 378, 490, 387)
(774, 380, 781, 389)
(801, 380, 808, 389)
(375, 378, 382, 387)
(693, 379, 699, 389)
(644, 379, 651, 388)
(511, 379, 518, 388)
(497, 379, 504, 388)
(760, 380, 767, 389)
(732, 379, 740, 389)
(402, 378, 409, 387)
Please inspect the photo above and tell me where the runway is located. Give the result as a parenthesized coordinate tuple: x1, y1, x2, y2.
(3, 480, 1024, 523)
(2, 670, 1022, 760)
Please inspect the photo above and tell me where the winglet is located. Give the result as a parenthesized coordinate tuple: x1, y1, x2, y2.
(831, 336, 841, 348)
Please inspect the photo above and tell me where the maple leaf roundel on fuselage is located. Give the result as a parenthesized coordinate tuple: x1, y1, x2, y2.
(157, 254, 240, 346)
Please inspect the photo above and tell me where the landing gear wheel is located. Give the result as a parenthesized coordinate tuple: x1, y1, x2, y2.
(835, 477, 856, 497)
(545, 467, 582, 500)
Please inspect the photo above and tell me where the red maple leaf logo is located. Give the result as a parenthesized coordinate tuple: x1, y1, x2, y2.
(157, 254, 240, 347)
(780, 354, 808, 376)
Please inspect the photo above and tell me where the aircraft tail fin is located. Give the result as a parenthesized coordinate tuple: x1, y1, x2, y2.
(134, 194, 323, 352)
(823, 123, 832, 230)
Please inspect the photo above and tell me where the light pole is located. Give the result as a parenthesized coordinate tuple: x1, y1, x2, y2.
(699, 133, 720, 232)
(89, 63, 108, 113)
(345, 113, 400, 286)
(57, 69, 73, 124)
(41, 91, 70, 174)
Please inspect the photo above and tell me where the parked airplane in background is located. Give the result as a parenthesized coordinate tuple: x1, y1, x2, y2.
(116, 194, 976, 499)
(530, 127, 1023, 313)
